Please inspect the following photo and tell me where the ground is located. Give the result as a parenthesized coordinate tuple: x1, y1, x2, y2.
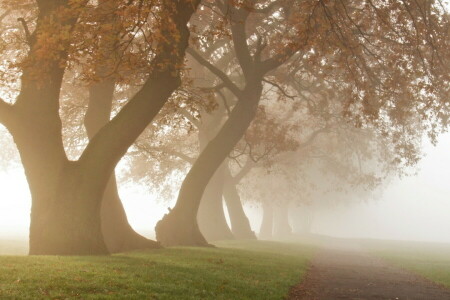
(2, 237, 450, 299)
(289, 237, 450, 299)
(366, 239, 450, 289)
(0, 240, 312, 299)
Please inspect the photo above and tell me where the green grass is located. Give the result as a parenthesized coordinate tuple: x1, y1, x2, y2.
(0, 240, 313, 299)
(364, 239, 450, 288)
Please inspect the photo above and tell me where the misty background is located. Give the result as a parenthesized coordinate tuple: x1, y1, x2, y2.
(1, 132, 449, 244)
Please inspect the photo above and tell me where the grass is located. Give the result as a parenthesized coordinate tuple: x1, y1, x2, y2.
(364, 239, 450, 288)
(0, 240, 313, 299)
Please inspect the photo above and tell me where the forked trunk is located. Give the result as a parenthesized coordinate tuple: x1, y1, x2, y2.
(197, 164, 234, 241)
(10, 86, 109, 255)
(223, 168, 256, 239)
(259, 202, 273, 239)
(86, 80, 160, 252)
(7, 0, 199, 255)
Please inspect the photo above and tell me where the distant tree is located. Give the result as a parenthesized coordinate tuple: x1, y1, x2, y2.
(155, 0, 449, 246)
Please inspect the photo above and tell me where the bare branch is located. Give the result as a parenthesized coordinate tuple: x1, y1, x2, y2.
(135, 142, 195, 164)
(263, 78, 296, 99)
(187, 47, 242, 98)
(231, 158, 255, 184)
(17, 17, 32, 44)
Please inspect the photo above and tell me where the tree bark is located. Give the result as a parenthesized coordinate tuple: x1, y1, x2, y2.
(259, 202, 273, 240)
(155, 83, 262, 246)
(223, 167, 256, 239)
(85, 80, 160, 253)
(273, 202, 292, 238)
(197, 163, 234, 241)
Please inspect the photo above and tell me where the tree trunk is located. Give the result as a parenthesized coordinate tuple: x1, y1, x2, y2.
(195, 103, 234, 242)
(273, 202, 292, 238)
(155, 84, 262, 246)
(259, 202, 273, 240)
(294, 206, 314, 235)
(101, 176, 160, 252)
(27, 162, 108, 255)
(5, 0, 199, 256)
(85, 79, 160, 253)
(197, 163, 234, 241)
(12, 114, 109, 255)
(223, 167, 256, 240)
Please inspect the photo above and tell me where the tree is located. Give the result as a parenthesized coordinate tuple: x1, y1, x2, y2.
(155, 0, 449, 246)
(0, 0, 200, 255)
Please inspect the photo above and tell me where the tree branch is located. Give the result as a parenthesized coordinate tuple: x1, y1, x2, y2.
(299, 126, 329, 149)
(187, 47, 242, 98)
(178, 107, 200, 129)
(77, 0, 200, 188)
(17, 18, 32, 44)
(231, 158, 255, 184)
(0, 97, 14, 129)
(135, 143, 195, 164)
(263, 78, 296, 99)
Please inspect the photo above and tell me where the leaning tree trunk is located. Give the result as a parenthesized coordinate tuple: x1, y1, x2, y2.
(196, 105, 234, 242)
(197, 163, 234, 241)
(273, 202, 292, 238)
(223, 167, 256, 239)
(155, 83, 262, 246)
(85, 79, 160, 252)
(259, 202, 273, 240)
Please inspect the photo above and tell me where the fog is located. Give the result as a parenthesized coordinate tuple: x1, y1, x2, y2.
(1, 134, 450, 245)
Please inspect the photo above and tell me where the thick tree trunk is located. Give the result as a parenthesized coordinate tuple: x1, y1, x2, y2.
(85, 80, 159, 252)
(6, 0, 199, 255)
(259, 202, 273, 240)
(155, 84, 262, 246)
(223, 167, 256, 239)
(101, 176, 160, 252)
(28, 162, 108, 255)
(197, 163, 234, 241)
(12, 113, 108, 255)
(273, 202, 292, 238)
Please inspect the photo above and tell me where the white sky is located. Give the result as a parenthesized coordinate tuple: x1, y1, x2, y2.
(0, 133, 450, 244)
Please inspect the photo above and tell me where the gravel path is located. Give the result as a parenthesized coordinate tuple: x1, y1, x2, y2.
(289, 242, 450, 300)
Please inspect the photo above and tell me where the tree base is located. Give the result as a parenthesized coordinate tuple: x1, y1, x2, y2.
(110, 232, 161, 253)
(155, 211, 211, 247)
(29, 220, 109, 256)
(200, 226, 235, 242)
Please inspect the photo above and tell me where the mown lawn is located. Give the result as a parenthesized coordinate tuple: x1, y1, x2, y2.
(364, 240, 450, 288)
(0, 240, 313, 299)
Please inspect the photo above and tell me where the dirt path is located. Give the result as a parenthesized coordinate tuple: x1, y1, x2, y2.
(289, 241, 450, 300)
